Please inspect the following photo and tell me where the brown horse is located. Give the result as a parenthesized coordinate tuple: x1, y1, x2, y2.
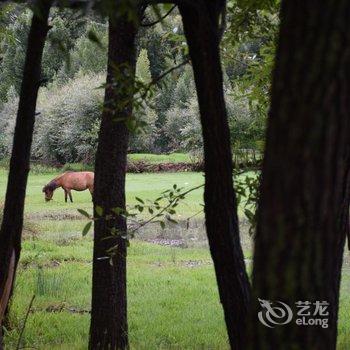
(42, 171, 94, 202)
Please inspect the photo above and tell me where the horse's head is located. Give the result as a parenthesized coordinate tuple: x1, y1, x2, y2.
(42, 182, 56, 202)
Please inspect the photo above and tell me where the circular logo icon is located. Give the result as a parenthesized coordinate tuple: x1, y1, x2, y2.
(258, 298, 293, 328)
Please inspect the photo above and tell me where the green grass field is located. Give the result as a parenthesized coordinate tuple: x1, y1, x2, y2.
(128, 153, 193, 164)
(0, 169, 350, 349)
(0, 169, 204, 217)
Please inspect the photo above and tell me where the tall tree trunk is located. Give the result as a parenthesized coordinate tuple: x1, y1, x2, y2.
(0, 0, 51, 343)
(89, 8, 140, 350)
(179, 2, 251, 349)
(247, 1, 350, 349)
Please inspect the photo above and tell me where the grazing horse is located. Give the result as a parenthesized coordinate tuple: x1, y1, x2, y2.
(42, 171, 94, 202)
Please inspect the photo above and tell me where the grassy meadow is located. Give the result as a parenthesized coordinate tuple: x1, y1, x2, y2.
(0, 165, 349, 349)
(128, 153, 193, 164)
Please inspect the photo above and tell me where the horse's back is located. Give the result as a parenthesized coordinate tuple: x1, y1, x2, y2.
(76, 171, 94, 185)
(82, 171, 94, 184)
(61, 171, 94, 190)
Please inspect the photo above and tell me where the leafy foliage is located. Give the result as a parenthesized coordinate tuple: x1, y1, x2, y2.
(0, 1, 278, 164)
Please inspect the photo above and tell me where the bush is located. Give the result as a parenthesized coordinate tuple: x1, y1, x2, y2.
(0, 72, 164, 163)
(226, 85, 265, 152)
(126, 160, 203, 173)
(33, 73, 104, 164)
(0, 87, 18, 157)
(61, 163, 93, 172)
(0, 74, 104, 164)
(163, 95, 203, 152)
(129, 104, 158, 153)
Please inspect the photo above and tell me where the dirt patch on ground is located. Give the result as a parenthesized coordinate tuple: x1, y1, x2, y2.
(136, 219, 209, 248)
(53, 234, 82, 246)
(21, 260, 61, 270)
(22, 226, 39, 240)
(136, 219, 254, 252)
(26, 212, 85, 221)
(31, 302, 90, 314)
(151, 259, 212, 268)
(21, 257, 90, 270)
(180, 260, 212, 268)
(146, 238, 187, 248)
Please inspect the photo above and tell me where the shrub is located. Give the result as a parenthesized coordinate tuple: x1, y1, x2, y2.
(226, 85, 264, 152)
(163, 95, 203, 152)
(32, 73, 104, 164)
(129, 104, 158, 153)
(126, 160, 203, 173)
(0, 87, 18, 157)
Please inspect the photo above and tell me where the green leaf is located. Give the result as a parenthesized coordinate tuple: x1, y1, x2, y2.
(244, 209, 255, 222)
(111, 207, 123, 215)
(95, 205, 104, 217)
(78, 209, 90, 218)
(162, 3, 174, 11)
(82, 221, 92, 236)
(135, 197, 144, 204)
(87, 30, 103, 48)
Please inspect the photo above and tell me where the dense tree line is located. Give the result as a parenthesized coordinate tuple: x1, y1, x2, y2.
(0, 5, 266, 164)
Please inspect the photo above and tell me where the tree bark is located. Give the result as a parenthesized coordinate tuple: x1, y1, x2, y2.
(0, 0, 51, 344)
(89, 8, 140, 350)
(247, 1, 350, 349)
(179, 2, 251, 349)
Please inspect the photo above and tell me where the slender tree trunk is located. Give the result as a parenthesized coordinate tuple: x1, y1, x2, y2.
(0, 0, 51, 344)
(179, 2, 251, 349)
(89, 8, 140, 350)
(247, 1, 350, 349)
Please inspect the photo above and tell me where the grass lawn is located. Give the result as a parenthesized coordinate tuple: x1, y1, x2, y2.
(0, 169, 350, 349)
(5, 239, 228, 349)
(128, 153, 193, 164)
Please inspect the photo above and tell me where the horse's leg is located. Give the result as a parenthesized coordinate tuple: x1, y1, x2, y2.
(68, 190, 73, 203)
(64, 189, 68, 203)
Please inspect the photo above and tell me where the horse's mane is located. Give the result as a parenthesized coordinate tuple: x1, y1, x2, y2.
(43, 172, 71, 191)
(43, 181, 58, 191)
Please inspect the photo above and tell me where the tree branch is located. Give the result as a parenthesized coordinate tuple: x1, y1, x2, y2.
(141, 57, 190, 99)
(141, 4, 177, 27)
